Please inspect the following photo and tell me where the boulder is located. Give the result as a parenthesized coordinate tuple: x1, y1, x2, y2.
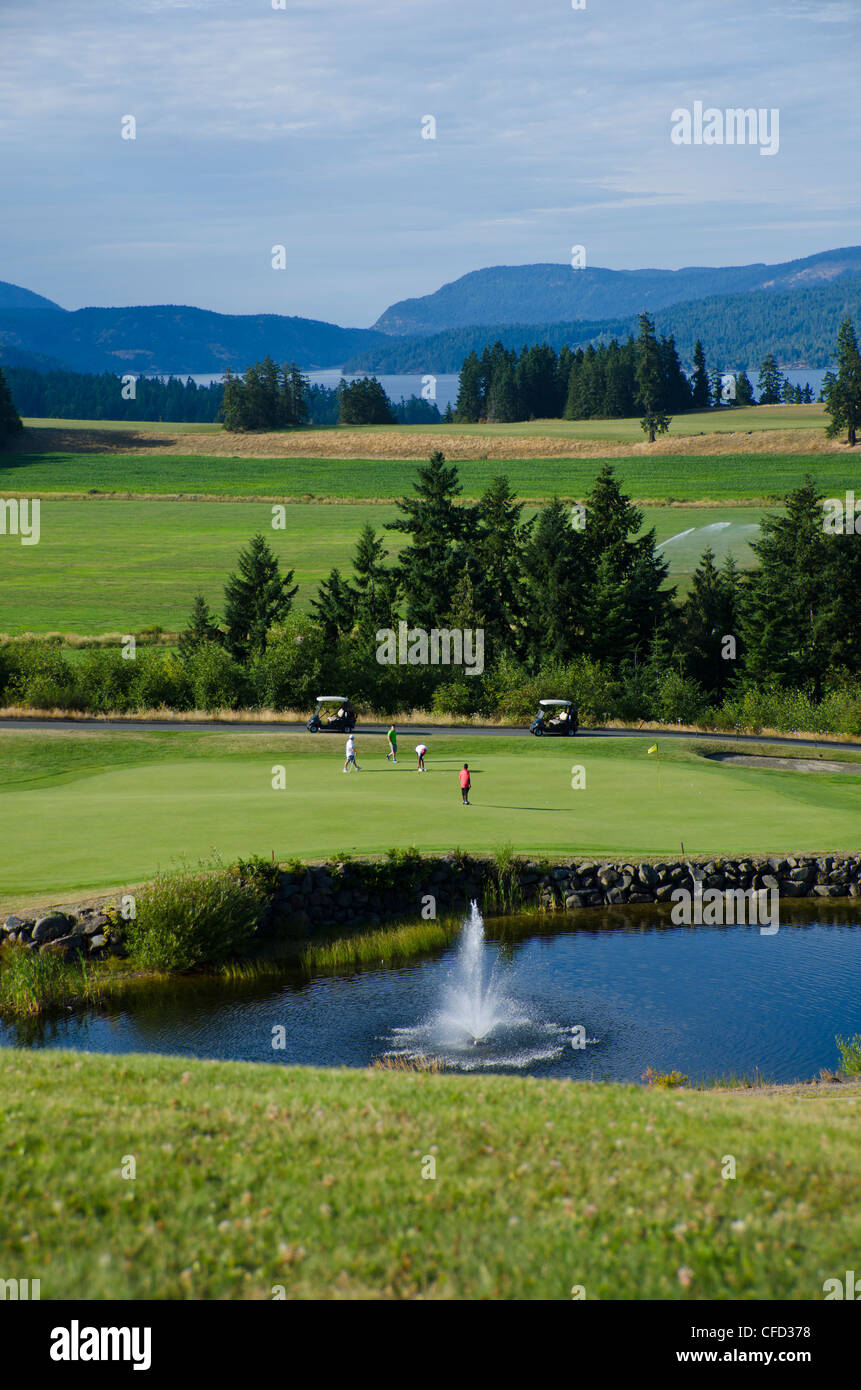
(33, 914, 72, 944)
(564, 893, 586, 911)
(2, 915, 32, 935)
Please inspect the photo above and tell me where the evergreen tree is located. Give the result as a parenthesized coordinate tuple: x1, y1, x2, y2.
(823, 316, 861, 446)
(581, 463, 672, 662)
(472, 475, 532, 656)
(385, 452, 468, 627)
(740, 476, 844, 694)
(485, 357, 518, 422)
(757, 353, 783, 405)
(735, 370, 755, 406)
(679, 547, 740, 695)
(709, 367, 725, 409)
(337, 376, 395, 425)
(659, 334, 691, 412)
(310, 567, 356, 642)
(635, 312, 671, 442)
(690, 340, 710, 410)
(223, 535, 298, 662)
(521, 498, 588, 665)
(351, 522, 397, 632)
(0, 365, 23, 445)
(454, 352, 483, 422)
(178, 593, 223, 660)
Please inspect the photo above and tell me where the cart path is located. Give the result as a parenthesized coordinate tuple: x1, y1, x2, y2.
(0, 716, 859, 755)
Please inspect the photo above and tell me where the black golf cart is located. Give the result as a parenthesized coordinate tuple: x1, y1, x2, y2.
(306, 695, 356, 734)
(529, 698, 579, 736)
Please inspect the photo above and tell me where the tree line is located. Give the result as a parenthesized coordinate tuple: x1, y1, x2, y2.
(453, 313, 824, 427)
(5, 453, 858, 734)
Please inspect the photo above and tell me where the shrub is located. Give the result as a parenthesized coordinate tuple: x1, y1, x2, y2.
(228, 854, 281, 899)
(836, 1033, 861, 1075)
(1, 639, 77, 709)
(186, 641, 247, 712)
(125, 869, 263, 971)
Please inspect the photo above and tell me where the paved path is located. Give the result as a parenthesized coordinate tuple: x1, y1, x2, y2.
(0, 716, 858, 754)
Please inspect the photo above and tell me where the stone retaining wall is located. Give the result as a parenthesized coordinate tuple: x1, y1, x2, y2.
(4, 854, 860, 959)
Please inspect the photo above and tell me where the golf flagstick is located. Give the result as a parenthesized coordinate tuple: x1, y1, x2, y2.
(647, 742, 660, 790)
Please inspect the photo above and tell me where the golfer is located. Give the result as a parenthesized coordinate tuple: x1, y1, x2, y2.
(415, 743, 428, 772)
(460, 763, 471, 805)
(386, 724, 398, 762)
(344, 733, 361, 772)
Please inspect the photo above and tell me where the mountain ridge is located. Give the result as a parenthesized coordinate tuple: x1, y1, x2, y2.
(372, 246, 861, 336)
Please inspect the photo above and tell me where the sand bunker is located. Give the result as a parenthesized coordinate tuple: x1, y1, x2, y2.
(707, 753, 861, 775)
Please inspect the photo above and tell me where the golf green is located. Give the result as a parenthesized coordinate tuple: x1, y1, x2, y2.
(1, 732, 858, 905)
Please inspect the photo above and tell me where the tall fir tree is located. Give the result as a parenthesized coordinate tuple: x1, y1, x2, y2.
(690, 340, 710, 410)
(385, 452, 468, 627)
(0, 365, 24, 445)
(757, 353, 783, 405)
(223, 534, 298, 662)
(635, 312, 671, 442)
(823, 316, 861, 446)
(177, 593, 223, 660)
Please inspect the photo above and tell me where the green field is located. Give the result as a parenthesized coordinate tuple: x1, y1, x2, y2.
(0, 498, 768, 634)
(1, 448, 849, 502)
(21, 402, 829, 438)
(2, 731, 859, 907)
(1, 1049, 858, 1299)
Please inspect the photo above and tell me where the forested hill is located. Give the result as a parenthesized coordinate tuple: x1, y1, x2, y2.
(0, 304, 388, 376)
(344, 276, 861, 373)
(0, 279, 64, 312)
(372, 246, 861, 335)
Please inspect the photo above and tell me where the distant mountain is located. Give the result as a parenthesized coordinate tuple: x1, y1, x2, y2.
(343, 275, 861, 374)
(372, 247, 861, 336)
(0, 304, 387, 376)
(0, 279, 65, 313)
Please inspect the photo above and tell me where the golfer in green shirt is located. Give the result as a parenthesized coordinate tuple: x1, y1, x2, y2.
(386, 724, 398, 762)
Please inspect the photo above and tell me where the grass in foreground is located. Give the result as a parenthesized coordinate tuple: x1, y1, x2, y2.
(1, 730, 859, 906)
(0, 1049, 858, 1299)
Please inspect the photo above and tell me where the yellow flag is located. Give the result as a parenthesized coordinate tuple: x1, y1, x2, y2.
(647, 744, 658, 754)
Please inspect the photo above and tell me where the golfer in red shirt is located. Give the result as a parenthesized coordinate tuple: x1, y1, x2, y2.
(460, 763, 471, 805)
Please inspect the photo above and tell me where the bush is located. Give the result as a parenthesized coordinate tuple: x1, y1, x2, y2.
(228, 854, 281, 899)
(836, 1034, 861, 1076)
(1, 639, 77, 709)
(185, 641, 247, 712)
(125, 869, 264, 971)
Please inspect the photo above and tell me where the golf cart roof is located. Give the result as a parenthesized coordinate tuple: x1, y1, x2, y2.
(539, 699, 572, 707)
(315, 695, 349, 702)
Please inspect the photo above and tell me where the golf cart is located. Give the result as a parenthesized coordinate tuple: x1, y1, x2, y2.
(307, 696, 356, 734)
(529, 699, 579, 737)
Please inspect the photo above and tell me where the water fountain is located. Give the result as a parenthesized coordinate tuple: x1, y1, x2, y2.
(385, 901, 590, 1070)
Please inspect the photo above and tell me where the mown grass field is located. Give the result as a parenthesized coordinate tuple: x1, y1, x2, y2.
(2, 731, 859, 908)
(1, 447, 850, 502)
(1, 1049, 858, 1299)
(20, 403, 829, 439)
(0, 498, 768, 634)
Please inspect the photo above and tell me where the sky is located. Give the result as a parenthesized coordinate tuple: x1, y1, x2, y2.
(0, 0, 858, 326)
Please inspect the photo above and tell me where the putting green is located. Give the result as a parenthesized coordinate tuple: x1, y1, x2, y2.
(1, 732, 859, 906)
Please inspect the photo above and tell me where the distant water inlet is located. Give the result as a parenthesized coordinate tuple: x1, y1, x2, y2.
(385, 902, 591, 1070)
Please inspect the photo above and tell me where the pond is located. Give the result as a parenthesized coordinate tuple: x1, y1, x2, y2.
(2, 902, 859, 1083)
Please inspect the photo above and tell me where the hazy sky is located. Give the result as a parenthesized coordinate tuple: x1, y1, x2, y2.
(1, 0, 858, 324)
